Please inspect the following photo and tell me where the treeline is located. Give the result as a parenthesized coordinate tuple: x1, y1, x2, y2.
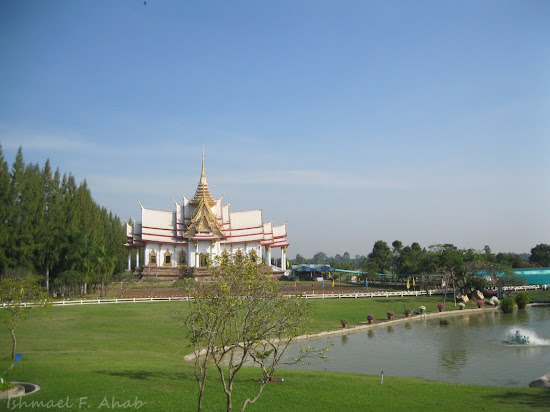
(291, 241, 550, 298)
(0, 146, 127, 296)
(292, 241, 550, 274)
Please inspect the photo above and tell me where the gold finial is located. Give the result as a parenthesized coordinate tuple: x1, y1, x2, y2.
(200, 145, 206, 184)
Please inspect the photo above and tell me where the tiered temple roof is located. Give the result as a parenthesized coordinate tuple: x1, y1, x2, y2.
(125, 149, 288, 250)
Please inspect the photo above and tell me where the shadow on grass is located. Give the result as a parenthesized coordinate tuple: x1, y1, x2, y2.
(94, 370, 194, 382)
(484, 389, 550, 409)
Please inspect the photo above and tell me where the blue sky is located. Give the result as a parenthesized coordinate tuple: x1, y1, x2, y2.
(1, 1, 549, 258)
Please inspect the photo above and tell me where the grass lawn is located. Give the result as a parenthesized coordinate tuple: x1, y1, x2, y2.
(0, 299, 548, 411)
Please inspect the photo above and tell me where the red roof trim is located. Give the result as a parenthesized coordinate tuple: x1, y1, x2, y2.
(142, 232, 177, 239)
(142, 225, 176, 233)
(229, 225, 263, 232)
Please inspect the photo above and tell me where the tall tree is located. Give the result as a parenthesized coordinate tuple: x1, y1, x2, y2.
(529, 244, 550, 267)
(38, 164, 64, 291)
(367, 240, 392, 273)
(0, 144, 12, 272)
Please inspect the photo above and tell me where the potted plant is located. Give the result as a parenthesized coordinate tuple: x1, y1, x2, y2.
(386, 311, 394, 320)
(404, 308, 413, 317)
(476, 300, 484, 308)
(437, 303, 445, 312)
(367, 314, 375, 324)
(419, 305, 426, 314)
(458, 302, 465, 310)
(341, 318, 349, 328)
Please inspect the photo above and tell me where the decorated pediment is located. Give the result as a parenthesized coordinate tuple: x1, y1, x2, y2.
(183, 199, 225, 239)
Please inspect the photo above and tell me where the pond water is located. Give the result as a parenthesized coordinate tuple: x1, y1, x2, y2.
(283, 306, 550, 387)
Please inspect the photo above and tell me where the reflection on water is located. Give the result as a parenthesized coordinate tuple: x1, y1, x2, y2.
(438, 349, 468, 378)
(283, 306, 550, 387)
(341, 335, 348, 345)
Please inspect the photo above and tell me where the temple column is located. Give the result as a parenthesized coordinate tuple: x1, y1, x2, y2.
(265, 246, 271, 266)
(194, 241, 199, 267)
(127, 249, 131, 271)
(136, 247, 140, 268)
(281, 246, 287, 270)
(210, 241, 216, 265)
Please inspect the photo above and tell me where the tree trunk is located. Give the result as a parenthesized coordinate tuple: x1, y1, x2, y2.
(46, 263, 50, 293)
(11, 327, 16, 360)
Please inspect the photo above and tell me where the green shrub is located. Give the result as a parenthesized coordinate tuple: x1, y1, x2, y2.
(341, 318, 349, 328)
(0, 381, 15, 391)
(514, 292, 530, 309)
(500, 298, 516, 313)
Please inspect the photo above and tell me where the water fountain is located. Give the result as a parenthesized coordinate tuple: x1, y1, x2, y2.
(502, 326, 550, 346)
(504, 330, 530, 345)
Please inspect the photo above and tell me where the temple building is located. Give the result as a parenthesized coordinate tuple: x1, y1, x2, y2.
(125, 150, 289, 278)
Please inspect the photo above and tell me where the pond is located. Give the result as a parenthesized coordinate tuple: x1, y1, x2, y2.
(283, 306, 550, 387)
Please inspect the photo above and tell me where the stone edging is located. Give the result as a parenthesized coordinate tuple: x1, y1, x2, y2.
(291, 306, 500, 343)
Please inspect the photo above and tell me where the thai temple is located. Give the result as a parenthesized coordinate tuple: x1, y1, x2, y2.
(125, 149, 289, 278)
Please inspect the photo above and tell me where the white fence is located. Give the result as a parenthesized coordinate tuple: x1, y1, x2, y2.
(1, 284, 545, 308)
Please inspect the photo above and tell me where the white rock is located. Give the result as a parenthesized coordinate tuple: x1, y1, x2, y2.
(529, 373, 550, 388)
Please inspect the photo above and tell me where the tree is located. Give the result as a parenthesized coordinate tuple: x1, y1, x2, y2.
(181, 256, 324, 411)
(495, 272, 526, 298)
(293, 254, 308, 265)
(496, 253, 528, 268)
(1, 148, 128, 290)
(529, 244, 550, 267)
(0, 144, 12, 273)
(367, 241, 392, 273)
(144, 276, 159, 298)
(431, 246, 464, 303)
(0, 275, 50, 359)
(391, 240, 403, 274)
(95, 246, 116, 297)
(312, 252, 328, 264)
(114, 271, 135, 298)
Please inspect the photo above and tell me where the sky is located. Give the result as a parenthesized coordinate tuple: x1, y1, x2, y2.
(1, 1, 549, 259)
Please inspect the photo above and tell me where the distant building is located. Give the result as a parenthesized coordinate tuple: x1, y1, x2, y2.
(125, 149, 289, 277)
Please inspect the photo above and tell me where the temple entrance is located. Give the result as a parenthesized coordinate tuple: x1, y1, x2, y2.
(199, 253, 209, 267)
(178, 251, 187, 267)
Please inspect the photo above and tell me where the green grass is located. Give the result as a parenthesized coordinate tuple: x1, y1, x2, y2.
(0, 299, 548, 411)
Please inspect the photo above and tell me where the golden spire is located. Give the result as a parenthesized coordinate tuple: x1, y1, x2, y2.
(200, 145, 206, 184)
(190, 146, 216, 207)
